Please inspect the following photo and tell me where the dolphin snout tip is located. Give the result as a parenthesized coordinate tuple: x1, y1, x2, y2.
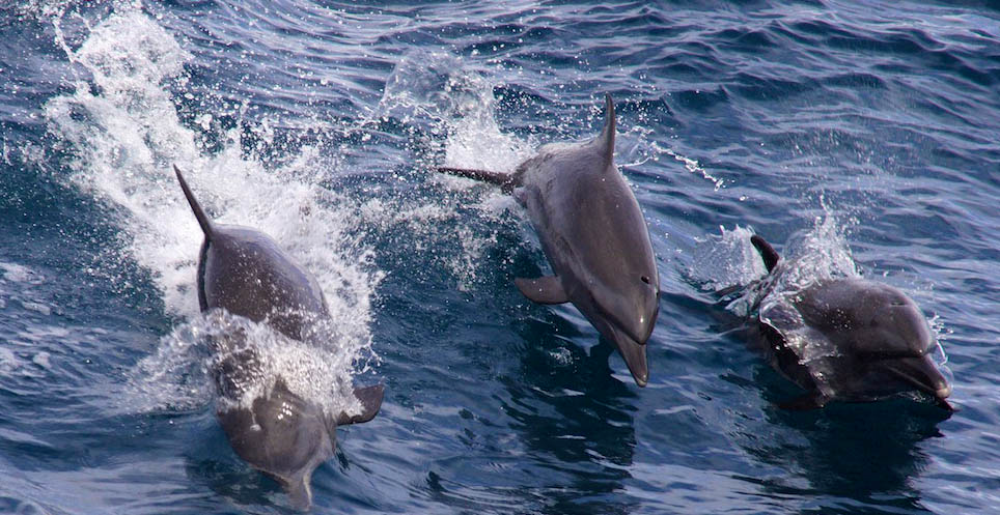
(634, 368, 649, 387)
(610, 327, 649, 387)
(935, 382, 952, 400)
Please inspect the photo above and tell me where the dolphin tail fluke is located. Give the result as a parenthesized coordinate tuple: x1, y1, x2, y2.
(173, 165, 215, 240)
(435, 166, 516, 192)
(750, 234, 780, 272)
(282, 474, 313, 511)
(335, 383, 384, 426)
(597, 93, 616, 164)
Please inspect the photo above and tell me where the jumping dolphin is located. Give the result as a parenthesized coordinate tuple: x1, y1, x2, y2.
(748, 234, 952, 410)
(174, 166, 383, 510)
(437, 95, 660, 386)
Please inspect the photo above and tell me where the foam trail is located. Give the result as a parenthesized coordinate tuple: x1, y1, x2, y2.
(44, 7, 378, 416)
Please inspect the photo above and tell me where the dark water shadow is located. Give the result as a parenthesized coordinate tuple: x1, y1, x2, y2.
(729, 341, 950, 514)
(497, 310, 641, 515)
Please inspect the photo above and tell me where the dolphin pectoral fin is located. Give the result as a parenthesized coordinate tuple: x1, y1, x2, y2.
(515, 276, 570, 304)
(777, 392, 829, 411)
(282, 474, 313, 511)
(336, 383, 384, 426)
(436, 167, 517, 192)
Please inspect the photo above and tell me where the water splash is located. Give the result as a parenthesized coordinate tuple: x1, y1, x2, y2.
(358, 51, 531, 289)
(126, 311, 362, 417)
(699, 211, 952, 386)
(375, 51, 535, 174)
(689, 225, 768, 297)
(661, 143, 724, 191)
(776, 212, 861, 289)
(733, 212, 859, 316)
(44, 6, 378, 415)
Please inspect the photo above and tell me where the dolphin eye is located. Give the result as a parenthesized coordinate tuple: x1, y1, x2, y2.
(641, 276, 651, 284)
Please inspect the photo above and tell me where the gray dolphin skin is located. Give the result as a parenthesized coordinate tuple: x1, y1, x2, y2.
(437, 95, 660, 386)
(749, 234, 952, 410)
(174, 166, 383, 510)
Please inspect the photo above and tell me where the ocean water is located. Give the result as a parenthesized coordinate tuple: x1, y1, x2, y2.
(1, 1, 998, 513)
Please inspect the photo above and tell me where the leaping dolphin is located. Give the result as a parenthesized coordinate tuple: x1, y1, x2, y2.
(437, 95, 660, 386)
(174, 166, 383, 510)
(748, 234, 952, 410)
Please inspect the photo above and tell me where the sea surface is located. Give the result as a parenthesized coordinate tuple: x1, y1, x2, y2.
(1, 1, 998, 514)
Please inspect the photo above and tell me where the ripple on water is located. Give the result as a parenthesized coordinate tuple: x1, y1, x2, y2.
(0, 1, 998, 514)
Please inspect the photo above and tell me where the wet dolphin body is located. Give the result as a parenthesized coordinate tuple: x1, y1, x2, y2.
(748, 234, 952, 410)
(437, 95, 660, 386)
(174, 166, 383, 510)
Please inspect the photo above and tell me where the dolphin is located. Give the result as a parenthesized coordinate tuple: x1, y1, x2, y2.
(174, 166, 383, 510)
(748, 234, 952, 410)
(437, 95, 660, 386)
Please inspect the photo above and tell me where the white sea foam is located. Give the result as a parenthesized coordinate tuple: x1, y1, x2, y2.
(359, 51, 532, 289)
(710, 213, 860, 318)
(44, 7, 378, 416)
(0, 262, 38, 284)
(689, 225, 768, 298)
(127, 311, 362, 416)
(376, 51, 535, 172)
(772, 213, 861, 290)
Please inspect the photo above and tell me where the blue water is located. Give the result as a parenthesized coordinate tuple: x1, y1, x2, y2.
(1, 0, 999, 513)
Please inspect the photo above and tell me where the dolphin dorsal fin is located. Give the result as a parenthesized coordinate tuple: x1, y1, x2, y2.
(173, 165, 215, 240)
(751, 234, 780, 272)
(597, 93, 616, 166)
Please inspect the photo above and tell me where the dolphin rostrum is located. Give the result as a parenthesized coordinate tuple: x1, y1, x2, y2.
(437, 95, 660, 386)
(175, 166, 383, 510)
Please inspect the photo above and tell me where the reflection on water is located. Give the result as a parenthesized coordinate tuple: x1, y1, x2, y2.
(507, 318, 639, 515)
(734, 363, 949, 513)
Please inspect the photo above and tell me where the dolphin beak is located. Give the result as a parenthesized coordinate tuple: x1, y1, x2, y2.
(281, 473, 313, 511)
(619, 296, 659, 347)
(884, 355, 952, 403)
(607, 324, 649, 387)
